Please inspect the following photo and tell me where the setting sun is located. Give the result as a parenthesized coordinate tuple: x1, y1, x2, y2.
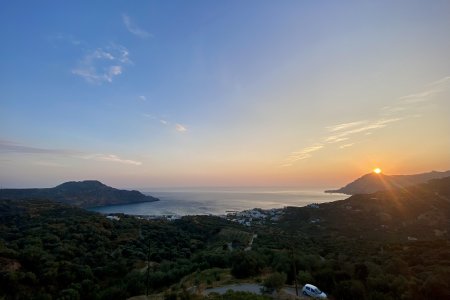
(373, 168, 382, 174)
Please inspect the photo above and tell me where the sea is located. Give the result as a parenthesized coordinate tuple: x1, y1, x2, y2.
(89, 187, 345, 216)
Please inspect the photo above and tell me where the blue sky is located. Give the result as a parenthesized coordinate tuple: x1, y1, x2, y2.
(1, 1, 449, 188)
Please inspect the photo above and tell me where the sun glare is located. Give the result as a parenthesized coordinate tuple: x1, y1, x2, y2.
(373, 168, 382, 174)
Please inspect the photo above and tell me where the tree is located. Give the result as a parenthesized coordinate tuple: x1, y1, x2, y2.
(314, 268, 335, 292)
(262, 272, 287, 293)
(57, 288, 80, 300)
(231, 252, 262, 278)
(334, 280, 366, 300)
(297, 270, 314, 285)
(419, 275, 450, 300)
(354, 263, 369, 283)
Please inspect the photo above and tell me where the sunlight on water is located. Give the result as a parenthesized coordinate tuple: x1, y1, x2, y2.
(90, 187, 345, 216)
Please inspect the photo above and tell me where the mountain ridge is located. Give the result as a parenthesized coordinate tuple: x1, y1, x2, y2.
(325, 170, 450, 195)
(0, 180, 159, 208)
(1, 176, 449, 299)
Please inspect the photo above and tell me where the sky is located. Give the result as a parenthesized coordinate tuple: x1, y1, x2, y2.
(1, 0, 449, 188)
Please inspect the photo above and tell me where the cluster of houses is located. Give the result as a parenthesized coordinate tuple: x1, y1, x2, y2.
(226, 208, 284, 226)
(105, 214, 182, 222)
(105, 203, 325, 226)
(224, 203, 322, 227)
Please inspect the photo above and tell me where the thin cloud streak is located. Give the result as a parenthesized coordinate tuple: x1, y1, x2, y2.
(141, 113, 187, 131)
(280, 163, 293, 167)
(122, 14, 152, 38)
(399, 89, 441, 103)
(326, 118, 403, 141)
(284, 144, 323, 165)
(0, 140, 80, 155)
(0, 140, 142, 166)
(426, 76, 450, 88)
(339, 143, 354, 149)
(142, 113, 156, 119)
(325, 137, 349, 144)
(282, 75, 450, 167)
(327, 121, 366, 132)
(82, 154, 142, 166)
(175, 124, 188, 132)
(297, 145, 324, 154)
(47, 33, 83, 46)
(383, 75, 450, 114)
(283, 117, 403, 166)
(33, 161, 70, 168)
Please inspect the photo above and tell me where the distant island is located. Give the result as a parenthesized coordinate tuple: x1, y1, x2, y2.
(325, 170, 450, 195)
(0, 180, 159, 208)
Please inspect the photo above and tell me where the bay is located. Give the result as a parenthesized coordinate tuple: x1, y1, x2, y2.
(89, 187, 346, 216)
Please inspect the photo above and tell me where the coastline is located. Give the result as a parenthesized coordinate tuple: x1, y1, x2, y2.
(89, 187, 345, 217)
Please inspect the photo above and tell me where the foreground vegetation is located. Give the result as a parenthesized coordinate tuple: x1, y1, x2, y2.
(1, 177, 449, 299)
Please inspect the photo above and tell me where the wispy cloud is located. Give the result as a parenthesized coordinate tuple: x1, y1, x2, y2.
(282, 75, 450, 166)
(142, 113, 155, 119)
(0, 140, 80, 155)
(426, 76, 450, 88)
(47, 33, 83, 46)
(82, 154, 142, 166)
(339, 143, 354, 149)
(383, 75, 450, 114)
(109, 65, 122, 77)
(141, 112, 189, 133)
(33, 161, 70, 168)
(324, 137, 349, 144)
(141, 113, 173, 127)
(141, 112, 188, 132)
(399, 89, 441, 104)
(139, 95, 147, 101)
(325, 118, 403, 142)
(284, 144, 323, 164)
(122, 14, 152, 38)
(326, 121, 366, 132)
(282, 117, 403, 166)
(72, 44, 131, 84)
(0, 140, 142, 166)
(280, 163, 293, 167)
(175, 124, 188, 133)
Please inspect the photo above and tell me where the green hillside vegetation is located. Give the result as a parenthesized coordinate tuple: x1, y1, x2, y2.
(1, 177, 449, 299)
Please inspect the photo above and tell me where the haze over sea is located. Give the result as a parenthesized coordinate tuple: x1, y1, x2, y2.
(90, 187, 345, 216)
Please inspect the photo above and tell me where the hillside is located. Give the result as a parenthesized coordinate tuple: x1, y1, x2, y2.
(0, 180, 159, 208)
(282, 176, 450, 242)
(1, 177, 449, 299)
(0, 199, 248, 300)
(325, 170, 450, 195)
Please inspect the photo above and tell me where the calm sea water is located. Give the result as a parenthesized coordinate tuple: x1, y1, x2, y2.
(89, 187, 345, 216)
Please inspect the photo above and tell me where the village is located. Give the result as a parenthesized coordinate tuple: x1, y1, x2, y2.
(225, 208, 284, 226)
(106, 203, 326, 228)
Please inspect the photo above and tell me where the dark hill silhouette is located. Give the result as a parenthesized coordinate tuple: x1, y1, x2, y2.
(0, 180, 159, 208)
(325, 170, 450, 195)
(285, 176, 450, 242)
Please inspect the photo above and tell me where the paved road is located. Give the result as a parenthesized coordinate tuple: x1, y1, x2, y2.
(284, 287, 304, 296)
(244, 234, 258, 251)
(204, 284, 311, 299)
(204, 284, 263, 295)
